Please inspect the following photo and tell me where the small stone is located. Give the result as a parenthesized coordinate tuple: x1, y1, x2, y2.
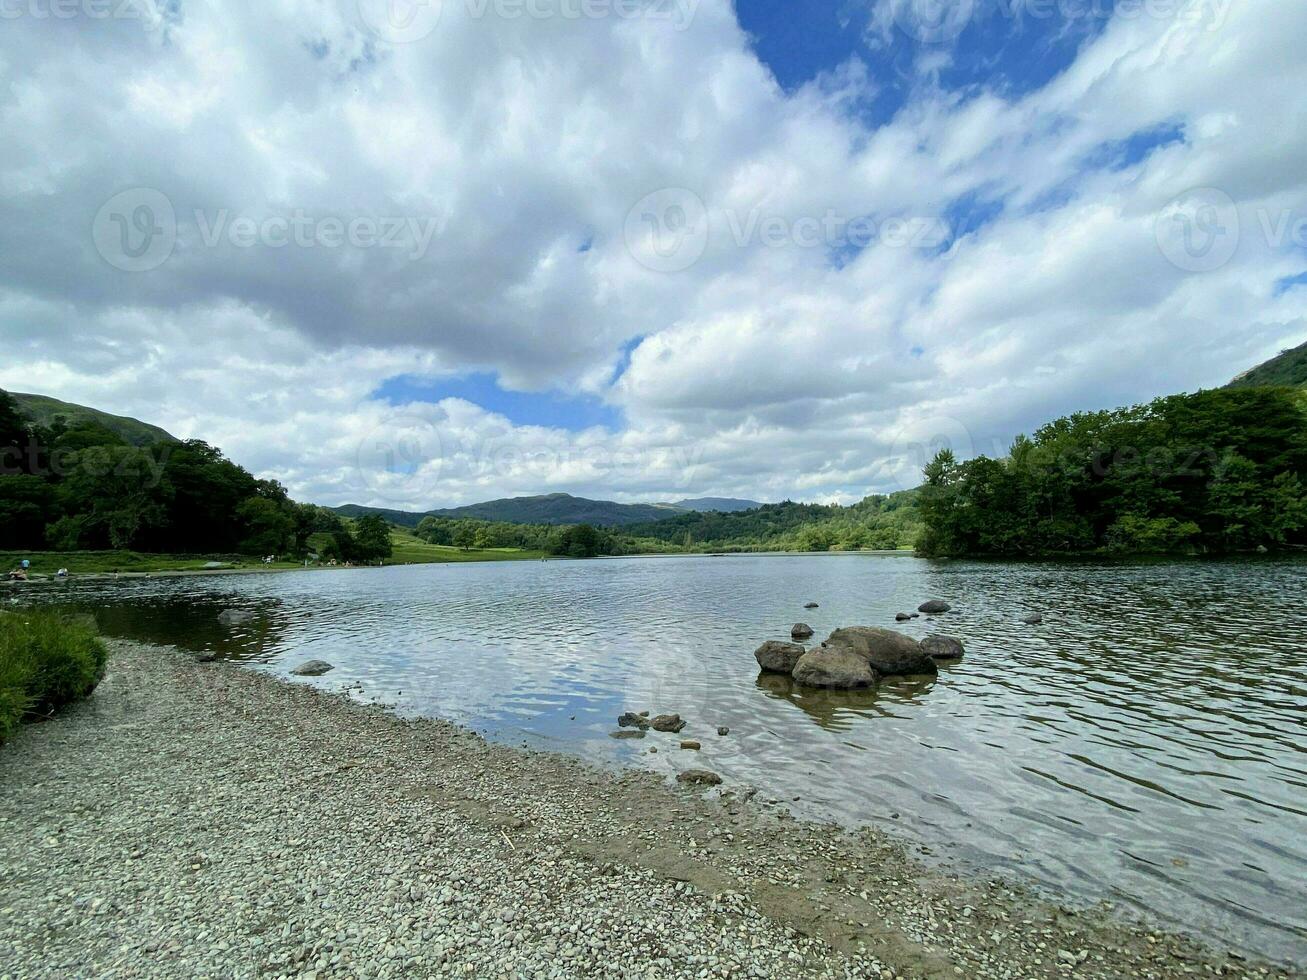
(679, 740, 701, 751)
(716, 727, 729, 736)
(677, 769, 723, 786)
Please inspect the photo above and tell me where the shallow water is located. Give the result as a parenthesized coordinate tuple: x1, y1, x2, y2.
(17, 554, 1307, 962)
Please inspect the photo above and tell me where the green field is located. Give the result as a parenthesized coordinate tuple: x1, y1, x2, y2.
(0, 533, 546, 579)
(0, 550, 306, 576)
(385, 529, 547, 564)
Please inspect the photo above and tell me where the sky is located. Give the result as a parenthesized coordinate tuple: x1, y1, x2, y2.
(1, 0, 1304, 509)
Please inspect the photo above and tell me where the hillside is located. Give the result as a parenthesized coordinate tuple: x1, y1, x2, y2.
(1227, 340, 1307, 389)
(429, 493, 684, 527)
(670, 497, 762, 513)
(11, 392, 176, 446)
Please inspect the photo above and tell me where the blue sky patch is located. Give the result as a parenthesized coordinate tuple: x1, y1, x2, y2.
(374, 373, 623, 432)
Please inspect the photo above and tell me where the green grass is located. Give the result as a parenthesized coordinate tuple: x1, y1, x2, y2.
(0, 550, 302, 576)
(0, 609, 108, 742)
(385, 529, 547, 565)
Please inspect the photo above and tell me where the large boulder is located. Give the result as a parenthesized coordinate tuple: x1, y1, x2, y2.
(754, 640, 806, 675)
(792, 647, 876, 689)
(791, 623, 815, 640)
(824, 627, 938, 676)
(920, 635, 965, 660)
(290, 660, 334, 676)
(918, 600, 951, 615)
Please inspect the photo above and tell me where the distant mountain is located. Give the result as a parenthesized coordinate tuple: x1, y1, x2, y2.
(11, 392, 177, 446)
(671, 497, 763, 513)
(330, 504, 429, 528)
(429, 493, 684, 527)
(1227, 340, 1307, 389)
(331, 493, 768, 528)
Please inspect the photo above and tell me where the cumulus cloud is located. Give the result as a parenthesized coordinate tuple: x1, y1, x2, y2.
(0, 0, 1302, 508)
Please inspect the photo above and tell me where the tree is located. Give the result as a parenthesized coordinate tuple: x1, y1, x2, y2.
(353, 515, 393, 562)
(452, 524, 476, 551)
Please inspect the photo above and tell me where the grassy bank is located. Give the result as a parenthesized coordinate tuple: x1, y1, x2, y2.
(0, 610, 107, 742)
(0, 550, 303, 576)
(384, 529, 547, 565)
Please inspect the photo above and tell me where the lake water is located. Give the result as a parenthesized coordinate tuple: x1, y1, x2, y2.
(17, 554, 1307, 963)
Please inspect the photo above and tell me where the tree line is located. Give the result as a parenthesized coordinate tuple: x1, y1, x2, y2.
(0, 389, 392, 562)
(917, 386, 1307, 556)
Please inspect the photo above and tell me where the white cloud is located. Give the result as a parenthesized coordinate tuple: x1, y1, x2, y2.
(0, 0, 1303, 508)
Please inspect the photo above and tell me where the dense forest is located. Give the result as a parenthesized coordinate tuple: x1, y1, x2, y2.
(412, 491, 922, 557)
(0, 389, 392, 563)
(917, 386, 1307, 557)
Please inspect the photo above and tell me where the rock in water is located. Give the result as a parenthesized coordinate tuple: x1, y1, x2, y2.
(920, 635, 965, 660)
(824, 627, 938, 676)
(1022, 612, 1043, 625)
(717, 726, 729, 736)
(290, 660, 334, 676)
(791, 623, 815, 640)
(754, 640, 806, 675)
(677, 769, 723, 786)
(895, 612, 912, 622)
(217, 608, 255, 625)
(792, 647, 876, 689)
(679, 740, 701, 750)
(651, 714, 686, 733)
(610, 730, 645, 740)
(804, 602, 819, 609)
(918, 600, 951, 614)
(617, 711, 650, 729)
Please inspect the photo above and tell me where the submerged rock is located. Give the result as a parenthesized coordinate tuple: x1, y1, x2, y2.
(917, 600, 951, 615)
(290, 660, 334, 676)
(1022, 612, 1044, 625)
(617, 712, 650, 729)
(824, 627, 938, 676)
(804, 602, 819, 609)
(920, 635, 965, 660)
(677, 769, 723, 786)
(217, 608, 255, 625)
(792, 646, 876, 689)
(754, 640, 806, 675)
(791, 623, 815, 640)
(650, 714, 686, 733)
(610, 730, 646, 740)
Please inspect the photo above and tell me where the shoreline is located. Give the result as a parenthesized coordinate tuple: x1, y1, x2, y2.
(0, 640, 1293, 978)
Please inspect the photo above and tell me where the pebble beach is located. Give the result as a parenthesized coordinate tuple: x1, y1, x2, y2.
(0, 641, 1292, 979)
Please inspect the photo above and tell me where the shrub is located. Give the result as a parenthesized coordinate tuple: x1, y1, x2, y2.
(0, 610, 107, 742)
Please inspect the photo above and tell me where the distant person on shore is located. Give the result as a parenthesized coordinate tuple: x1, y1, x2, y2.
(6, 567, 26, 581)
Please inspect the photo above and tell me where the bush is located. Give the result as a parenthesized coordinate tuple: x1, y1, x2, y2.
(0, 609, 107, 742)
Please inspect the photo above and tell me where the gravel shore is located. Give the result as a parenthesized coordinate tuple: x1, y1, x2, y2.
(0, 641, 1291, 979)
